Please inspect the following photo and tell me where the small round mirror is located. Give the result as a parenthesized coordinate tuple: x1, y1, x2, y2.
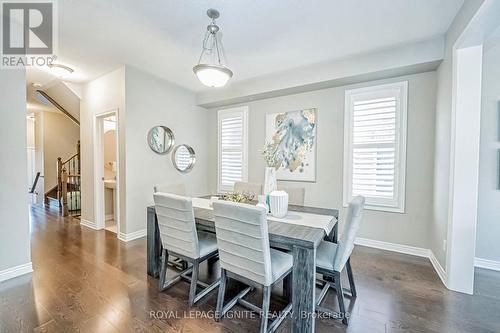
(172, 144, 196, 173)
(147, 126, 174, 154)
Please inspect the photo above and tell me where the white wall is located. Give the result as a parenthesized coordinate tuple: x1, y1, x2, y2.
(40, 111, 80, 191)
(431, 0, 485, 268)
(81, 66, 210, 237)
(208, 72, 437, 249)
(0, 69, 31, 278)
(124, 66, 210, 235)
(476, 41, 500, 262)
(80, 67, 126, 230)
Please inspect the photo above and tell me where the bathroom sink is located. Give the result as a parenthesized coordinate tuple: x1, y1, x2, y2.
(104, 179, 116, 189)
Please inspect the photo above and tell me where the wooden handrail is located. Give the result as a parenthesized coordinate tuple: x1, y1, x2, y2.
(36, 90, 80, 125)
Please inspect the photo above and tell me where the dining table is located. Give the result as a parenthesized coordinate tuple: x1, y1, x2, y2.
(146, 197, 339, 333)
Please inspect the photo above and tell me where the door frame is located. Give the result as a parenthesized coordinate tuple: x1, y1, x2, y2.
(93, 108, 120, 235)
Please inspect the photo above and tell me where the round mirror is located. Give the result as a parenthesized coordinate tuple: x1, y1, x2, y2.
(172, 144, 196, 173)
(147, 126, 174, 154)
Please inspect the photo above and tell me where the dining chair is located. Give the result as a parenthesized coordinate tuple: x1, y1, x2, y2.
(153, 183, 186, 195)
(212, 200, 293, 333)
(277, 185, 305, 206)
(153, 192, 220, 306)
(153, 183, 188, 269)
(315, 195, 365, 325)
(233, 181, 263, 196)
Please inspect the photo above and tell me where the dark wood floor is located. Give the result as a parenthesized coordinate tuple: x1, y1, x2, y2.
(1, 204, 499, 333)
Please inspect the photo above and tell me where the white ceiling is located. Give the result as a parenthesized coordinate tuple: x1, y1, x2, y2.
(28, 0, 464, 92)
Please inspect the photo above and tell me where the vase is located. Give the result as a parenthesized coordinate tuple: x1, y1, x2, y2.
(256, 195, 269, 212)
(269, 190, 289, 218)
(264, 167, 277, 195)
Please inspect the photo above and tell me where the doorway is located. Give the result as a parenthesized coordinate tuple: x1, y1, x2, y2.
(94, 109, 120, 237)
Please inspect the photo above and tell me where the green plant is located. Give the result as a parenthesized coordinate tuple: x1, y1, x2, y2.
(221, 191, 255, 203)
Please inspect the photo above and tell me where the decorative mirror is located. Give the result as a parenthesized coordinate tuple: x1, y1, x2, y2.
(147, 126, 174, 154)
(172, 144, 196, 173)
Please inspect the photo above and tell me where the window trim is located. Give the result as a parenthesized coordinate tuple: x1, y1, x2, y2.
(217, 106, 249, 193)
(343, 81, 408, 213)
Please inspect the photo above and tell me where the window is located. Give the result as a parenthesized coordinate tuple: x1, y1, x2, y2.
(218, 106, 248, 193)
(343, 81, 408, 213)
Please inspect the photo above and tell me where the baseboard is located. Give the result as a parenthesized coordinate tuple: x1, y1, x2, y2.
(80, 219, 99, 230)
(475, 257, 500, 272)
(429, 251, 448, 286)
(355, 237, 430, 258)
(0, 262, 33, 282)
(355, 237, 448, 287)
(118, 229, 146, 242)
(105, 214, 114, 221)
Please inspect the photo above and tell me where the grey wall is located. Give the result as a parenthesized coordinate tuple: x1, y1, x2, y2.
(476, 41, 500, 262)
(208, 72, 437, 249)
(431, 0, 485, 268)
(0, 70, 31, 273)
(124, 66, 210, 234)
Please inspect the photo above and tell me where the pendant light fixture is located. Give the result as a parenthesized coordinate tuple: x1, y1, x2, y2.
(193, 9, 233, 88)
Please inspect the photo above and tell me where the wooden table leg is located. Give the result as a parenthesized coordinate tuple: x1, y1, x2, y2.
(292, 245, 316, 333)
(147, 208, 162, 277)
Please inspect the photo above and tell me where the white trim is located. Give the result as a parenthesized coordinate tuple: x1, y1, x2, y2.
(118, 229, 147, 242)
(217, 106, 249, 193)
(475, 257, 500, 272)
(0, 262, 33, 282)
(343, 81, 408, 213)
(429, 251, 448, 287)
(354, 237, 447, 287)
(94, 109, 121, 238)
(355, 237, 429, 258)
(80, 218, 100, 230)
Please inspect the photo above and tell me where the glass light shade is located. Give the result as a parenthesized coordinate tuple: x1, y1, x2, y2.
(193, 64, 233, 87)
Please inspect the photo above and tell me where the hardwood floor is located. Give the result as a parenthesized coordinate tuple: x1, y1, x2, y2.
(1, 204, 499, 332)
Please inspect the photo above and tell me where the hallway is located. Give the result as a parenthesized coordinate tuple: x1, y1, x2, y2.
(0, 205, 499, 332)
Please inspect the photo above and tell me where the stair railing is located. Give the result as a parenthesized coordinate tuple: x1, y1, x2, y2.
(58, 140, 81, 216)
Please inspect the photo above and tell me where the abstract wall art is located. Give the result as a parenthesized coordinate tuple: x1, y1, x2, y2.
(265, 108, 317, 182)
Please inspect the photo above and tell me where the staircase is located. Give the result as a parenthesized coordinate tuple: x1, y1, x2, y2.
(44, 141, 81, 217)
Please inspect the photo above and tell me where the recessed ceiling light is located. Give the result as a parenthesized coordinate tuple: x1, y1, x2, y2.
(48, 63, 74, 77)
(32, 82, 42, 88)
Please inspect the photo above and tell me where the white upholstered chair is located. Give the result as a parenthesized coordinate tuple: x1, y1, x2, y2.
(153, 183, 187, 269)
(153, 183, 186, 196)
(212, 200, 292, 333)
(153, 192, 220, 306)
(233, 182, 263, 196)
(315, 195, 365, 325)
(277, 185, 305, 206)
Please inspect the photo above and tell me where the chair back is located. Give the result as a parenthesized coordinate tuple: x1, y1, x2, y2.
(278, 185, 305, 206)
(233, 182, 263, 196)
(333, 196, 365, 272)
(212, 200, 273, 285)
(153, 183, 186, 196)
(153, 192, 199, 259)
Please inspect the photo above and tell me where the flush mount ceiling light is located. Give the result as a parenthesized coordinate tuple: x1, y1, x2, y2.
(48, 63, 74, 77)
(193, 9, 233, 88)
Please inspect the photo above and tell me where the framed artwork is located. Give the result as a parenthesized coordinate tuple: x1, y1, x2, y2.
(265, 108, 317, 182)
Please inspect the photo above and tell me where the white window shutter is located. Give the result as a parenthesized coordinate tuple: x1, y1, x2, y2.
(218, 107, 248, 193)
(344, 82, 408, 212)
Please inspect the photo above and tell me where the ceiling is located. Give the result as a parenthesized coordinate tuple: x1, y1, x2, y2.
(27, 0, 464, 92)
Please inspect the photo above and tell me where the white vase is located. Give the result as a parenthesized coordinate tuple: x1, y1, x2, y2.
(256, 195, 269, 212)
(264, 167, 277, 195)
(269, 190, 289, 218)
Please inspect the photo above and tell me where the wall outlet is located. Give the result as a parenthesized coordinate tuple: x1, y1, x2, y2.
(443, 239, 447, 252)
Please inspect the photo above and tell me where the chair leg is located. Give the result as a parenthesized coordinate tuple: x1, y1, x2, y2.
(260, 286, 271, 333)
(158, 249, 169, 290)
(188, 260, 199, 307)
(283, 272, 292, 302)
(346, 258, 357, 298)
(215, 268, 227, 321)
(334, 272, 348, 325)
